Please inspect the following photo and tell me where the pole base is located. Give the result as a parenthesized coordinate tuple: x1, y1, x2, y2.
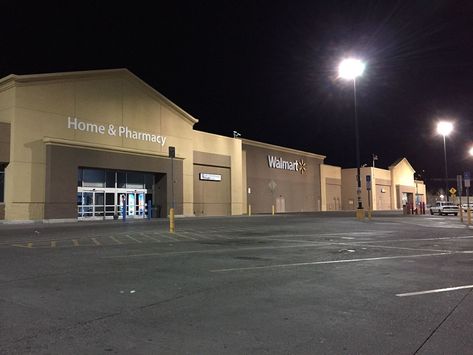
(356, 208, 365, 220)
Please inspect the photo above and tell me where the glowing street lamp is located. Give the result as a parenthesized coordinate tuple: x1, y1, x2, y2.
(339, 58, 366, 218)
(469, 146, 473, 157)
(437, 121, 453, 201)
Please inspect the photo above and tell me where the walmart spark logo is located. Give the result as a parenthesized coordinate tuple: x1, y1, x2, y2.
(298, 159, 307, 174)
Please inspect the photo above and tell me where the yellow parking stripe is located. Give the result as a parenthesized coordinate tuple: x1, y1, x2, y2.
(72, 239, 80, 247)
(12, 242, 33, 248)
(51, 241, 57, 248)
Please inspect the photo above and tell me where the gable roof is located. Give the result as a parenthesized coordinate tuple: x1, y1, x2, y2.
(0, 68, 199, 126)
(389, 157, 415, 172)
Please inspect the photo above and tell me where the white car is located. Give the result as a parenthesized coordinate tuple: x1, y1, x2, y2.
(430, 201, 459, 216)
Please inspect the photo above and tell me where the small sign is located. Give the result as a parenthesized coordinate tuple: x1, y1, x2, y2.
(457, 175, 463, 196)
(168, 146, 175, 158)
(199, 173, 221, 181)
(449, 187, 457, 195)
(465, 171, 471, 188)
(366, 175, 372, 190)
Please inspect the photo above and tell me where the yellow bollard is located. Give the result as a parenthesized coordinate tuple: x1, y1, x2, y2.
(368, 209, 372, 220)
(169, 208, 175, 233)
(468, 208, 471, 226)
(248, 204, 252, 216)
(356, 208, 365, 220)
(460, 206, 464, 223)
(272, 205, 275, 215)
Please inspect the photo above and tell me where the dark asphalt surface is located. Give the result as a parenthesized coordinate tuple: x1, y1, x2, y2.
(1, 213, 473, 354)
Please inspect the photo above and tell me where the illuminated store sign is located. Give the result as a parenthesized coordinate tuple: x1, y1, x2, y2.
(67, 116, 167, 146)
(267, 155, 307, 174)
(199, 173, 222, 181)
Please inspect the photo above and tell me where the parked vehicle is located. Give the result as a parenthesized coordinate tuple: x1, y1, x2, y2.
(430, 201, 459, 216)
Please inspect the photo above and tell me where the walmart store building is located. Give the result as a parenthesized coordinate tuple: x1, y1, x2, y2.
(0, 69, 425, 222)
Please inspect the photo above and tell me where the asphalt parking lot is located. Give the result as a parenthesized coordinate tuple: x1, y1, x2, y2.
(1, 213, 473, 354)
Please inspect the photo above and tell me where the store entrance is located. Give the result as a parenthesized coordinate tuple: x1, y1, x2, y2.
(119, 191, 149, 218)
(77, 167, 155, 220)
(78, 188, 149, 220)
(77, 190, 106, 219)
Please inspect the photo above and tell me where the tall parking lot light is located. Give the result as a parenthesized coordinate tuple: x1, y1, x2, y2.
(436, 121, 453, 201)
(338, 58, 366, 219)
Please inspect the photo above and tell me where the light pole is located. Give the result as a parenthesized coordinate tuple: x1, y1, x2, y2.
(436, 121, 453, 201)
(339, 58, 366, 219)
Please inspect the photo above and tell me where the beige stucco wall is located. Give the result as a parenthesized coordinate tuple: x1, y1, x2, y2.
(242, 150, 247, 214)
(390, 159, 415, 209)
(2, 70, 198, 220)
(340, 160, 422, 211)
(371, 167, 391, 210)
(0, 84, 15, 117)
(192, 130, 243, 215)
(320, 164, 341, 211)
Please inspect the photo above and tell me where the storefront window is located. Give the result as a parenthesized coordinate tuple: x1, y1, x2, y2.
(117, 171, 126, 188)
(126, 172, 144, 188)
(77, 168, 154, 191)
(0, 164, 4, 203)
(105, 171, 116, 188)
(82, 168, 105, 188)
(144, 173, 154, 190)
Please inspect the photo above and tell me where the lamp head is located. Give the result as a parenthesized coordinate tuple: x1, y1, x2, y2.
(436, 121, 453, 137)
(338, 58, 365, 80)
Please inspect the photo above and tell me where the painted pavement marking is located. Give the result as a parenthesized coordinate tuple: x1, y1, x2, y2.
(125, 234, 143, 243)
(109, 236, 123, 245)
(210, 252, 452, 273)
(396, 284, 473, 297)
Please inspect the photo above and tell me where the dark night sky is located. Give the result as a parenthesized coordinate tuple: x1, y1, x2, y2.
(2, 1, 473, 192)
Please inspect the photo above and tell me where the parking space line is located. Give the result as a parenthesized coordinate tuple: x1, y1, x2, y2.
(109, 236, 123, 245)
(51, 241, 57, 248)
(140, 234, 163, 243)
(173, 233, 197, 241)
(338, 243, 451, 253)
(72, 239, 80, 247)
(396, 284, 473, 297)
(125, 235, 143, 243)
(103, 242, 330, 258)
(91, 237, 101, 246)
(210, 252, 452, 273)
(160, 234, 181, 241)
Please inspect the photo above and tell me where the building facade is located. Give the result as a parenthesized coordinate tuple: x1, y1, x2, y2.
(0, 69, 425, 222)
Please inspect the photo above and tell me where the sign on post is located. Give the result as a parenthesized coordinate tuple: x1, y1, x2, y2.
(464, 171, 471, 188)
(366, 175, 372, 191)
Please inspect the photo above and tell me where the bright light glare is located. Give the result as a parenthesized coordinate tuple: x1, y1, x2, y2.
(469, 146, 473, 156)
(436, 121, 453, 136)
(338, 58, 365, 80)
